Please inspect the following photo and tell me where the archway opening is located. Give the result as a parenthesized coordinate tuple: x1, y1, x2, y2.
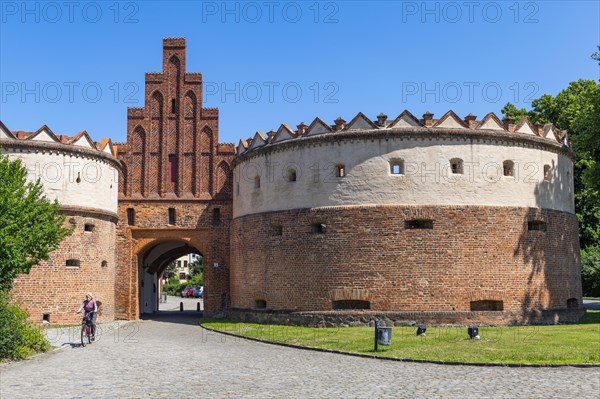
(138, 241, 203, 315)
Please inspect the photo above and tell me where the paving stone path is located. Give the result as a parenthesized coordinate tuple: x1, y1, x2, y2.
(1, 312, 598, 398)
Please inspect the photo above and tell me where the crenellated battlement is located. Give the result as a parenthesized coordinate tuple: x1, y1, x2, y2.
(0, 120, 118, 158)
(235, 110, 569, 157)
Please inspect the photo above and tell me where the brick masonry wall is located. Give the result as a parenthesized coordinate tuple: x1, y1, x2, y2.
(115, 201, 231, 319)
(10, 210, 117, 324)
(230, 205, 582, 324)
(114, 39, 233, 319)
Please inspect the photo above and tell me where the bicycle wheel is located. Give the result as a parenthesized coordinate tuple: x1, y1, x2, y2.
(81, 325, 87, 347)
(86, 325, 92, 344)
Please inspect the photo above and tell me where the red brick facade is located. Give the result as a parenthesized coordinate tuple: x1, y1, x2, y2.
(115, 38, 233, 319)
(11, 209, 118, 324)
(230, 205, 582, 324)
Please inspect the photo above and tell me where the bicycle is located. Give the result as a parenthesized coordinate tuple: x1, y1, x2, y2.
(80, 312, 95, 347)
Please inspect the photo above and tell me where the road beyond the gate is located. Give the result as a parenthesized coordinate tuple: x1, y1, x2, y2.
(1, 313, 598, 398)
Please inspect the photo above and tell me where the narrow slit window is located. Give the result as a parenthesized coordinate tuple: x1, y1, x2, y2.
(336, 164, 345, 177)
(169, 155, 178, 183)
(470, 300, 503, 311)
(168, 208, 176, 225)
(405, 220, 433, 229)
(127, 208, 135, 226)
(254, 176, 261, 189)
(213, 208, 221, 227)
(171, 99, 176, 114)
(332, 300, 370, 310)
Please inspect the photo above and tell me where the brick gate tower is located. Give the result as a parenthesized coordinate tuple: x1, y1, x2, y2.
(115, 38, 234, 319)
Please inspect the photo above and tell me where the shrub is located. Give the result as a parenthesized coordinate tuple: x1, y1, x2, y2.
(0, 291, 50, 360)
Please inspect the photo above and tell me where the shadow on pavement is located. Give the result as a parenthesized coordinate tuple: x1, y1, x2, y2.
(140, 310, 203, 326)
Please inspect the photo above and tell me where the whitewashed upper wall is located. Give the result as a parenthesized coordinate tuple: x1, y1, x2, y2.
(1, 145, 119, 215)
(233, 136, 574, 218)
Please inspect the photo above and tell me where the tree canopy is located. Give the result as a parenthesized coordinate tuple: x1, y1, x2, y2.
(501, 77, 600, 296)
(0, 151, 72, 290)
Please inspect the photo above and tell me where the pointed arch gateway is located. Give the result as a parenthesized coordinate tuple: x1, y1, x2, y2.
(134, 236, 208, 315)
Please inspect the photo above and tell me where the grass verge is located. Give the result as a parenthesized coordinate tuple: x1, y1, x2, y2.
(202, 310, 600, 364)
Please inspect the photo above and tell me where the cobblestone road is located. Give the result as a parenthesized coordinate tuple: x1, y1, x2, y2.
(1, 313, 598, 398)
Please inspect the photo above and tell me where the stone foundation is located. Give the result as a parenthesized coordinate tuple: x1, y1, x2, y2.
(227, 308, 586, 327)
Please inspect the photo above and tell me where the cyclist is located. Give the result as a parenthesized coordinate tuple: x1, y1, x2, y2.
(77, 292, 98, 341)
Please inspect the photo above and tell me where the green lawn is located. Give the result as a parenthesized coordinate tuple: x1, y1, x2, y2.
(202, 311, 600, 364)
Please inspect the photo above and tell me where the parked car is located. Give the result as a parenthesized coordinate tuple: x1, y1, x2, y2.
(180, 286, 193, 297)
(193, 286, 204, 298)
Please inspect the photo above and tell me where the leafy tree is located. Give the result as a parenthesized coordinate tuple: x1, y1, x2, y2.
(581, 246, 600, 297)
(501, 77, 600, 295)
(0, 151, 72, 290)
(189, 256, 203, 277)
(162, 261, 177, 280)
(502, 79, 600, 249)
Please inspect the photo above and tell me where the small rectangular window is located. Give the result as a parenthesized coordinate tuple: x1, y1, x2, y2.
(168, 208, 176, 225)
(254, 176, 261, 189)
(213, 208, 221, 227)
(528, 221, 546, 231)
(254, 299, 267, 309)
(101, 260, 108, 268)
(177, 261, 181, 268)
(311, 223, 326, 234)
(543, 165, 551, 181)
(184, 260, 188, 268)
(405, 220, 433, 229)
(171, 99, 177, 114)
(270, 225, 283, 236)
(84, 224, 95, 232)
(127, 208, 135, 226)
(66, 259, 80, 268)
(42, 313, 50, 322)
(336, 165, 345, 177)
(179, 273, 186, 280)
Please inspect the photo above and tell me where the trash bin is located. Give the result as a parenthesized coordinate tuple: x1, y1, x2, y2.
(377, 327, 392, 346)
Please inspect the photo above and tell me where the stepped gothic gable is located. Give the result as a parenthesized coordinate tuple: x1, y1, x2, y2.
(117, 38, 234, 199)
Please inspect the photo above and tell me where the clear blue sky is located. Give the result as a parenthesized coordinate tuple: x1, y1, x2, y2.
(1, 1, 598, 144)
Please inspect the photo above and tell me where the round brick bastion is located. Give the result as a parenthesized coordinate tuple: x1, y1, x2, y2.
(228, 110, 584, 326)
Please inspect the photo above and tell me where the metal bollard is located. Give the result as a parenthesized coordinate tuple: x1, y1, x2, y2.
(180, 302, 183, 312)
(197, 302, 200, 312)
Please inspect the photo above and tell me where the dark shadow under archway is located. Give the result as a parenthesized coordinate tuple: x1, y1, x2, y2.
(138, 240, 203, 316)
